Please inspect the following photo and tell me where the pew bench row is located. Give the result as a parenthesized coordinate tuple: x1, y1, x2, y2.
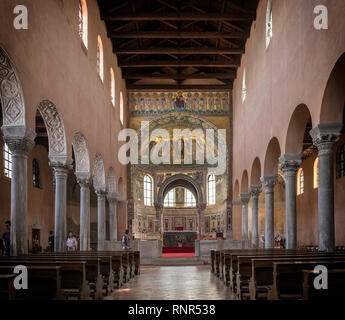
(211, 249, 345, 300)
(0, 250, 140, 300)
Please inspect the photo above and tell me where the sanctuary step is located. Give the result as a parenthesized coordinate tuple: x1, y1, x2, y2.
(152, 257, 205, 266)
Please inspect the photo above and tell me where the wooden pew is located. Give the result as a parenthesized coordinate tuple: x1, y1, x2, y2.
(270, 260, 345, 300)
(302, 268, 345, 300)
(0, 265, 61, 300)
(0, 258, 87, 300)
(249, 253, 345, 300)
(0, 274, 16, 300)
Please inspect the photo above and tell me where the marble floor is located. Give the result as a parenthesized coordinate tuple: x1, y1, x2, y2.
(106, 265, 234, 300)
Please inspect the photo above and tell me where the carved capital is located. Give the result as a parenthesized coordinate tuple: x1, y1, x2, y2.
(49, 155, 73, 171)
(310, 123, 343, 156)
(1, 126, 36, 156)
(260, 174, 278, 193)
(279, 153, 302, 176)
(95, 188, 107, 199)
(107, 192, 120, 203)
(249, 184, 262, 199)
(239, 193, 250, 205)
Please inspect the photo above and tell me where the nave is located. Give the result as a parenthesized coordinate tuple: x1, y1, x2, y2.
(105, 265, 233, 300)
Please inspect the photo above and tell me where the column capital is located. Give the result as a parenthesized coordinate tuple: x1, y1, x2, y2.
(107, 192, 120, 203)
(279, 153, 302, 176)
(249, 184, 262, 198)
(260, 174, 278, 191)
(239, 192, 250, 204)
(1, 125, 36, 156)
(49, 155, 73, 172)
(95, 188, 107, 198)
(310, 123, 343, 155)
(76, 172, 91, 188)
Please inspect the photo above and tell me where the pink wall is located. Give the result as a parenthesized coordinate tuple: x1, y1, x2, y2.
(232, 0, 345, 245)
(0, 0, 128, 243)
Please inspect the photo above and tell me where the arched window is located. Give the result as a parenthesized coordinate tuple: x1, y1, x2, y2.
(164, 189, 175, 207)
(266, 0, 273, 49)
(313, 157, 319, 188)
(3, 143, 12, 179)
(207, 174, 216, 205)
(32, 159, 40, 188)
(242, 69, 246, 103)
(337, 144, 345, 179)
(185, 189, 196, 207)
(120, 91, 124, 124)
(110, 68, 115, 106)
(78, 0, 88, 48)
(297, 168, 304, 195)
(97, 35, 104, 81)
(143, 175, 153, 206)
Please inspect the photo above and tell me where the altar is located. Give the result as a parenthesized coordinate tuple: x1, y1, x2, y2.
(163, 231, 197, 248)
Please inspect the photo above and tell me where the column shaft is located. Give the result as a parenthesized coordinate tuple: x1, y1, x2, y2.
(2, 126, 36, 256)
(78, 179, 90, 251)
(53, 168, 69, 252)
(249, 185, 262, 248)
(280, 154, 301, 250)
(310, 123, 342, 252)
(261, 175, 277, 249)
(239, 193, 250, 241)
(96, 191, 107, 251)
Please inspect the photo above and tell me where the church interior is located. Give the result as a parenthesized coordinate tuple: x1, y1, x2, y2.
(0, 0, 345, 302)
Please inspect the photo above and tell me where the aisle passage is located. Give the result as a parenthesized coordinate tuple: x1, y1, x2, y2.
(106, 266, 233, 300)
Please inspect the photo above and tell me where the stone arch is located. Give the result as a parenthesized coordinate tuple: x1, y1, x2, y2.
(320, 52, 345, 123)
(250, 157, 262, 185)
(37, 100, 67, 156)
(108, 167, 116, 194)
(233, 180, 240, 200)
(72, 132, 90, 173)
(264, 137, 281, 175)
(0, 46, 25, 126)
(157, 174, 204, 207)
(240, 170, 249, 193)
(285, 104, 313, 154)
(93, 153, 105, 189)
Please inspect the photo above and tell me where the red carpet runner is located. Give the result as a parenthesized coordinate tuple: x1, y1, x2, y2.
(162, 246, 195, 258)
(162, 253, 196, 258)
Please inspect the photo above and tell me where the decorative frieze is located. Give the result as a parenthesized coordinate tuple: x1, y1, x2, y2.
(128, 90, 230, 116)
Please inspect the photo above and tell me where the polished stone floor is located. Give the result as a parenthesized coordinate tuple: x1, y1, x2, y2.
(106, 265, 234, 300)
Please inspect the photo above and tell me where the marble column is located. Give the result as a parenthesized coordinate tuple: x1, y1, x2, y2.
(108, 192, 119, 241)
(279, 153, 302, 250)
(1, 126, 36, 256)
(249, 185, 262, 248)
(310, 123, 342, 252)
(260, 174, 278, 249)
(50, 156, 73, 252)
(77, 173, 91, 251)
(239, 193, 250, 240)
(95, 188, 107, 251)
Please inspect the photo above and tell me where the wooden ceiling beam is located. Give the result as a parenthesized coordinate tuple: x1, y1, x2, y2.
(103, 13, 254, 21)
(109, 31, 247, 39)
(115, 48, 244, 54)
(123, 72, 236, 79)
(119, 60, 239, 67)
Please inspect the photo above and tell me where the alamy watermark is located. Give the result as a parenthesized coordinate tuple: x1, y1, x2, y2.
(118, 121, 227, 175)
